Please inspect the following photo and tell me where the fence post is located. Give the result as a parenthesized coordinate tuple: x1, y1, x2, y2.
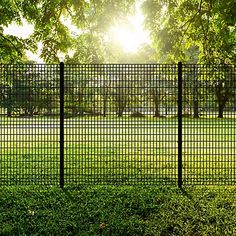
(178, 62, 183, 188)
(60, 62, 65, 188)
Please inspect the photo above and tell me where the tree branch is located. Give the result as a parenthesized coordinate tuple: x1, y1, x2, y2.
(0, 33, 23, 57)
(179, 0, 203, 44)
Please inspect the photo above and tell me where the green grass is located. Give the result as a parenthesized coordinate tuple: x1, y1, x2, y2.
(0, 116, 236, 186)
(0, 186, 236, 235)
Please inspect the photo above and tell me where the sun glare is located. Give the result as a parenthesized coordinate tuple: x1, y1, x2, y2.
(3, 1, 150, 61)
(107, 2, 150, 53)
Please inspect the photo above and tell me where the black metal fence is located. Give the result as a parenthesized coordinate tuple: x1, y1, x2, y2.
(0, 63, 235, 187)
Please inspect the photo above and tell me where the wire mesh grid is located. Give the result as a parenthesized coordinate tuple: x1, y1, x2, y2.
(0, 64, 60, 186)
(64, 64, 178, 185)
(0, 63, 235, 186)
(182, 64, 236, 185)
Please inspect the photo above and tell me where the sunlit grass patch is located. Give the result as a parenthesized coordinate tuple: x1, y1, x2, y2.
(0, 116, 235, 186)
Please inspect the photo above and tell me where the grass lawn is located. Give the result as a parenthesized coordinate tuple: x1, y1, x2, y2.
(0, 116, 235, 186)
(0, 186, 236, 235)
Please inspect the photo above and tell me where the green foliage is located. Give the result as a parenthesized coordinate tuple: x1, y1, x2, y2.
(0, 0, 37, 62)
(142, 0, 236, 64)
(0, 0, 136, 63)
(0, 64, 60, 116)
(64, 71, 89, 116)
(0, 186, 236, 235)
(65, 34, 105, 64)
(1, 0, 234, 63)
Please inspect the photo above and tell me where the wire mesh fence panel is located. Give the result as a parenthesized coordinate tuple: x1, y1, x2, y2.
(64, 64, 178, 185)
(1, 63, 235, 187)
(0, 64, 60, 186)
(182, 64, 236, 185)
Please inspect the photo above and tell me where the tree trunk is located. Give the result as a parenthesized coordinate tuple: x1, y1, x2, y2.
(72, 107, 77, 116)
(116, 96, 126, 117)
(216, 82, 228, 118)
(117, 104, 125, 117)
(103, 95, 108, 117)
(153, 94, 160, 117)
(47, 107, 53, 116)
(7, 108, 12, 117)
(154, 105, 160, 117)
(117, 110, 123, 117)
(218, 102, 225, 118)
(193, 100, 199, 118)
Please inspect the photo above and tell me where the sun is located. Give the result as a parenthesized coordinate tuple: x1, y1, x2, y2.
(109, 26, 147, 53)
(106, 2, 150, 53)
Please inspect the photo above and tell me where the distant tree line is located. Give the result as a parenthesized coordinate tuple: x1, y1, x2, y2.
(0, 64, 235, 118)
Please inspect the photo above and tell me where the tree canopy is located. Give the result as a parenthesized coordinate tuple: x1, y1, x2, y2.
(0, 0, 235, 63)
(142, 0, 236, 63)
(0, 0, 135, 63)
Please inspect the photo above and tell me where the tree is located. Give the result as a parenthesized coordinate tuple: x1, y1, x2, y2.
(147, 67, 176, 117)
(38, 65, 60, 116)
(182, 65, 202, 118)
(112, 76, 130, 117)
(142, 0, 235, 118)
(142, 0, 236, 64)
(94, 73, 112, 117)
(1, 0, 135, 63)
(0, 63, 59, 117)
(0, 75, 13, 116)
(0, 0, 37, 62)
(65, 34, 105, 64)
(213, 65, 236, 118)
(64, 67, 90, 116)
